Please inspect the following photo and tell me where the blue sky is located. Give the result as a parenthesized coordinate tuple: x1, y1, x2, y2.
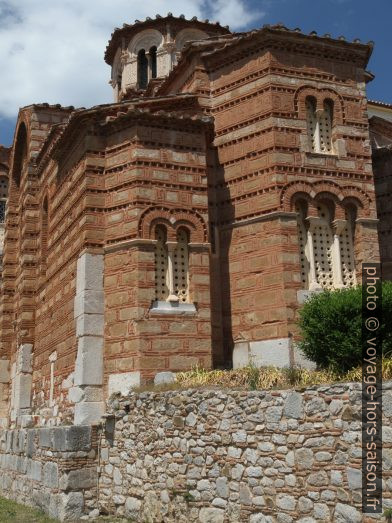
(0, 0, 391, 147)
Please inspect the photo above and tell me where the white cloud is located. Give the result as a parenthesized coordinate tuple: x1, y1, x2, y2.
(0, 0, 261, 119)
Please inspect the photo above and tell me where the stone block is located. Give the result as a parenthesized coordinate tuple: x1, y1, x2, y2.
(52, 425, 92, 451)
(283, 392, 304, 419)
(76, 313, 104, 337)
(74, 290, 104, 318)
(27, 460, 42, 481)
(125, 497, 142, 519)
(0, 359, 9, 383)
(50, 492, 84, 522)
(108, 372, 141, 396)
(16, 344, 33, 374)
(154, 372, 175, 386)
(74, 336, 103, 386)
(68, 386, 84, 404)
(250, 338, 291, 368)
(59, 467, 96, 491)
(69, 385, 103, 404)
(232, 341, 250, 369)
(76, 252, 104, 294)
(199, 507, 224, 523)
(74, 401, 104, 425)
(39, 428, 53, 448)
(43, 461, 59, 488)
(13, 373, 32, 410)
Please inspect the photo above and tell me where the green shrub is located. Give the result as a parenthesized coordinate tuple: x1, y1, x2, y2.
(298, 281, 392, 372)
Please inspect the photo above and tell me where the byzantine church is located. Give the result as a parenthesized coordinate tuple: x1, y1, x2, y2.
(0, 14, 391, 427)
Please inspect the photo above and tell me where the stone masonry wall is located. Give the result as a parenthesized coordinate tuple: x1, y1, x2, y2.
(0, 383, 391, 522)
(99, 382, 392, 523)
(0, 425, 98, 521)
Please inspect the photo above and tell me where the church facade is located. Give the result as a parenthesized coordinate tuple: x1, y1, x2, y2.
(0, 14, 391, 428)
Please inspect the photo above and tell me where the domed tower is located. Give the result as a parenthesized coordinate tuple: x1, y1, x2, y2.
(104, 13, 231, 101)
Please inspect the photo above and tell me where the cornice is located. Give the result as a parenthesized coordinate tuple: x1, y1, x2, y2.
(105, 13, 230, 65)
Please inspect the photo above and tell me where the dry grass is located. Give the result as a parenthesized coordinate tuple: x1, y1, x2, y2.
(173, 358, 392, 391)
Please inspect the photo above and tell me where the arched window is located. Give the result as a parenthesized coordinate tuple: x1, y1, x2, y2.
(306, 97, 333, 154)
(154, 224, 191, 303)
(155, 225, 169, 300)
(149, 46, 157, 79)
(0, 177, 8, 223)
(296, 196, 357, 291)
(173, 228, 189, 302)
(137, 49, 148, 89)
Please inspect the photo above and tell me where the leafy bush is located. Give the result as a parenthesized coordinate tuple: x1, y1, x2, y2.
(298, 281, 392, 372)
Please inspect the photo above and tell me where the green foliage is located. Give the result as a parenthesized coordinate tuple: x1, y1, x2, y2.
(298, 282, 392, 372)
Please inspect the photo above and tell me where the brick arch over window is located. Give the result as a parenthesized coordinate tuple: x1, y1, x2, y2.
(281, 180, 372, 218)
(294, 86, 344, 125)
(340, 186, 373, 218)
(138, 207, 207, 242)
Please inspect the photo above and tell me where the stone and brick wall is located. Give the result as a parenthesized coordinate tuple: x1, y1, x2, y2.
(159, 26, 380, 365)
(0, 425, 98, 520)
(0, 382, 390, 521)
(98, 382, 392, 522)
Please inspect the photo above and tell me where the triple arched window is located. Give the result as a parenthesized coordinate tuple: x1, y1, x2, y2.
(137, 46, 157, 90)
(306, 97, 333, 154)
(154, 225, 190, 302)
(296, 199, 356, 291)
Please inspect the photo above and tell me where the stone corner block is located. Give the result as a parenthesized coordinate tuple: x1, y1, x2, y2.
(16, 344, 33, 374)
(76, 252, 104, 294)
(74, 290, 104, 319)
(108, 371, 141, 396)
(232, 341, 250, 369)
(74, 401, 105, 425)
(74, 336, 103, 386)
(250, 338, 291, 368)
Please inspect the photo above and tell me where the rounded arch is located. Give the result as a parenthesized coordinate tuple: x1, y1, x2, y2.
(139, 207, 207, 243)
(128, 29, 164, 56)
(294, 85, 344, 124)
(12, 122, 28, 187)
(340, 186, 373, 217)
(175, 28, 209, 51)
(281, 181, 316, 211)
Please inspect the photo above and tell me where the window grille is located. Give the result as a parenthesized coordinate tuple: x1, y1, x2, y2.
(154, 226, 169, 300)
(0, 200, 6, 223)
(319, 101, 333, 153)
(306, 96, 333, 153)
(296, 202, 310, 288)
(341, 208, 357, 287)
(306, 97, 318, 152)
(173, 228, 189, 302)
